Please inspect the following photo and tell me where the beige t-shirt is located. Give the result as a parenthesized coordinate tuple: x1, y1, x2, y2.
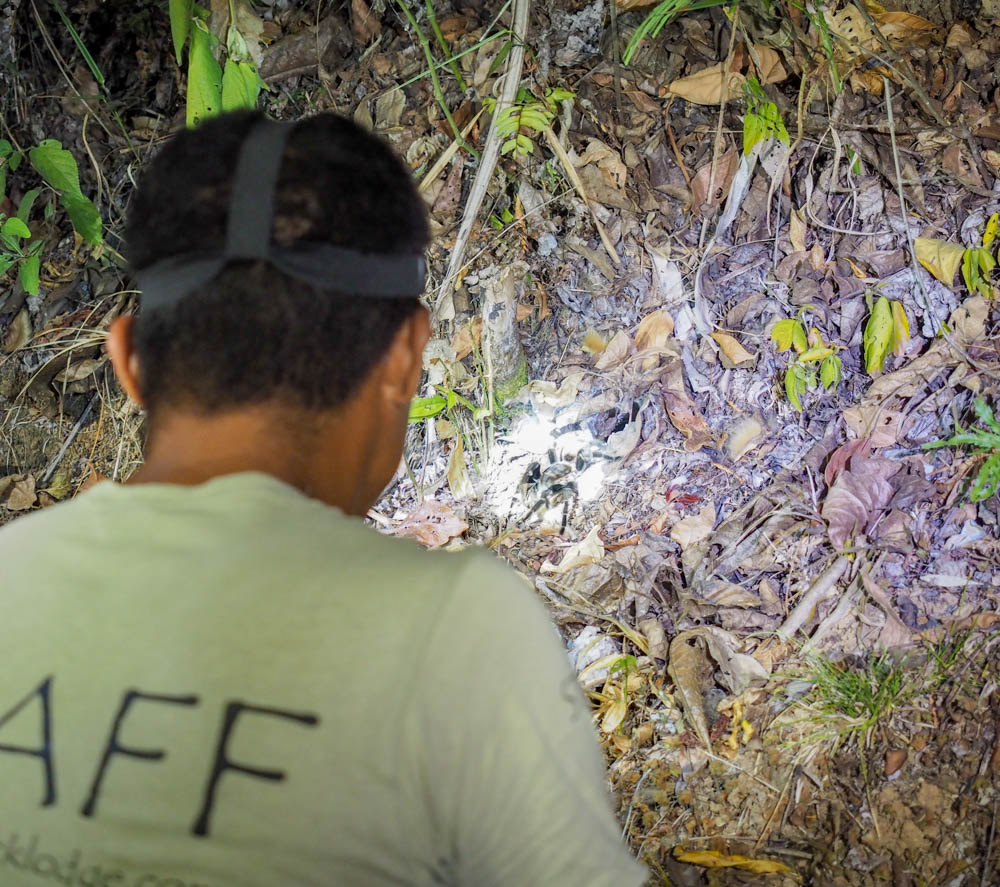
(0, 472, 646, 887)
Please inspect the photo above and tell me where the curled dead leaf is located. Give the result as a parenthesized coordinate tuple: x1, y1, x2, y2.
(725, 416, 764, 461)
(670, 503, 716, 549)
(393, 499, 468, 548)
(541, 525, 605, 574)
(634, 310, 674, 370)
(691, 148, 740, 209)
(668, 64, 746, 105)
(667, 632, 713, 750)
(673, 847, 791, 874)
(710, 331, 755, 368)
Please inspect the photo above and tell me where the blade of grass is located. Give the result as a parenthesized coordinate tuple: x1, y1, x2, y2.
(424, 0, 466, 92)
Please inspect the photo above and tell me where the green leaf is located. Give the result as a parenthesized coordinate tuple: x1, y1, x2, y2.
(28, 141, 103, 244)
(0, 254, 16, 277)
(743, 112, 765, 155)
(785, 364, 808, 411)
(984, 212, 999, 250)
(863, 295, 893, 374)
(1, 217, 30, 239)
(408, 394, 448, 422)
(0, 139, 11, 158)
(17, 188, 40, 224)
(29, 139, 80, 193)
(970, 452, 1000, 502)
(770, 318, 806, 352)
(222, 59, 261, 112)
(9, 150, 22, 172)
(19, 254, 39, 295)
(820, 354, 842, 390)
(169, 0, 193, 65)
(186, 19, 223, 128)
(973, 397, 1000, 435)
(60, 192, 103, 244)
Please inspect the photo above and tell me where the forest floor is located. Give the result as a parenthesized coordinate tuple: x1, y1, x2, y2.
(1, 0, 999, 884)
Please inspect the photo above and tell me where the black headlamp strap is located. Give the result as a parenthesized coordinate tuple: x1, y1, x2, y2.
(133, 115, 426, 311)
(225, 118, 292, 260)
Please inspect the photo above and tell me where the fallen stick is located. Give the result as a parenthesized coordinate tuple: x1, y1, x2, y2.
(776, 556, 850, 641)
(432, 0, 530, 325)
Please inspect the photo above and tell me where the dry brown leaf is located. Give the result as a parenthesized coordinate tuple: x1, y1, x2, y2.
(691, 148, 740, 209)
(668, 64, 746, 105)
(595, 329, 632, 370)
(874, 11, 938, 44)
(751, 44, 787, 84)
(663, 390, 714, 451)
(710, 331, 755, 367)
(447, 437, 475, 500)
(667, 632, 713, 750)
(822, 457, 899, 549)
(639, 617, 669, 660)
(789, 207, 808, 252)
(451, 317, 482, 361)
(541, 525, 606, 574)
(842, 406, 902, 448)
(824, 438, 872, 485)
(670, 503, 716, 549)
(634, 310, 674, 370)
(393, 499, 468, 548)
(3, 474, 37, 511)
(351, 0, 381, 43)
(725, 416, 764, 461)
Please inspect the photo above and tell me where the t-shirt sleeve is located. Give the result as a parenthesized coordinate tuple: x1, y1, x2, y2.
(409, 551, 648, 887)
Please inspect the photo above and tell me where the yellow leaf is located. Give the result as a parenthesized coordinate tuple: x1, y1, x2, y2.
(668, 64, 746, 105)
(582, 329, 608, 354)
(635, 309, 674, 369)
(984, 212, 999, 249)
(673, 847, 792, 873)
(914, 236, 965, 285)
(710, 331, 755, 367)
(770, 318, 801, 352)
(599, 684, 628, 734)
(864, 295, 893, 373)
(873, 11, 938, 44)
(890, 300, 910, 356)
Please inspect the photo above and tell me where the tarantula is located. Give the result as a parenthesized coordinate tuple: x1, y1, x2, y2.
(514, 446, 605, 533)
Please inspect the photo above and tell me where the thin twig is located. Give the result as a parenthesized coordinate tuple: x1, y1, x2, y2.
(543, 126, 620, 267)
(777, 556, 851, 640)
(394, 0, 479, 161)
(433, 0, 530, 324)
(424, 0, 466, 92)
(418, 108, 484, 193)
(40, 393, 98, 487)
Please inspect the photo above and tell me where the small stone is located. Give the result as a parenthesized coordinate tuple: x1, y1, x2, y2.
(885, 748, 907, 776)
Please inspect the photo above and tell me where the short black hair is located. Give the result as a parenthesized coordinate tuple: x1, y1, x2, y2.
(124, 110, 429, 415)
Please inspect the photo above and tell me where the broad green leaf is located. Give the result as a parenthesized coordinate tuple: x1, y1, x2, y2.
(962, 248, 978, 295)
(785, 364, 807, 411)
(29, 139, 80, 193)
(863, 295, 893, 374)
(770, 318, 806, 352)
(19, 255, 39, 295)
(28, 141, 103, 243)
(1, 217, 30, 239)
(970, 452, 1000, 502)
(60, 191, 103, 244)
(9, 150, 22, 172)
(890, 299, 910, 356)
(408, 394, 447, 422)
(0, 139, 10, 158)
(0, 254, 16, 276)
(984, 212, 999, 250)
(546, 86, 575, 105)
(186, 20, 223, 128)
(820, 354, 841, 389)
(16, 189, 40, 224)
(222, 59, 261, 111)
(169, 0, 193, 65)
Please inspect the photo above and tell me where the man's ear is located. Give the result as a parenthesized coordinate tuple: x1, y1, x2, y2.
(381, 306, 430, 410)
(106, 316, 145, 407)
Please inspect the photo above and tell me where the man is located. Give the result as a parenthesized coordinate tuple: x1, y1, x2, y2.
(0, 111, 647, 886)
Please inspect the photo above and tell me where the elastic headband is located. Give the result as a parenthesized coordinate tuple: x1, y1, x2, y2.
(133, 117, 426, 311)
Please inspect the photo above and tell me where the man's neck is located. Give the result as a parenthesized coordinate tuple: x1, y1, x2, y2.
(128, 405, 367, 513)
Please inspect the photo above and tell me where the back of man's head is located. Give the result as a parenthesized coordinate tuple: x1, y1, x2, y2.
(123, 111, 430, 418)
